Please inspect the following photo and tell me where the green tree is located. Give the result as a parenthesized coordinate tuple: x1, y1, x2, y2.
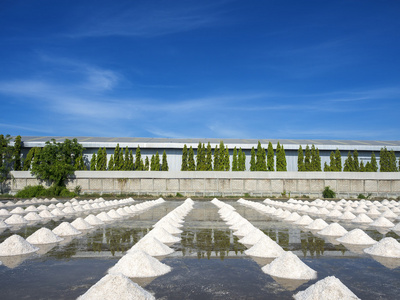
(124, 147, 130, 170)
(154, 151, 160, 171)
(161, 150, 169, 171)
(324, 162, 331, 171)
(379, 147, 397, 172)
(113, 144, 120, 170)
(250, 147, 256, 171)
(22, 147, 37, 171)
(298, 146, 305, 171)
(181, 144, 188, 171)
(117, 148, 124, 170)
(13, 135, 22, 171)
(311, 146, 321, 171)
(96, 148, 104, 170)
(360, 161, 365, 172)
(334, 149, 342, 172)
(371, 152, 378, 172)
(188, 146, 195, 171)
(108, 155, 114, 170)
(31, 139, 83, 188)
(196, 142, 205, 171)
(328, 151, 335, 171)
(256, 141, 266, 171)
(144, 157, 149, 171)
(232, 147, 238, 171)
(150, 155, 155, 171)
(129, 150, 134, 170)
(276, 142, 287, 171)
(214, 145, 220, 171)
(224, 146, 230, 171)
(74, 155, 86, 170)
(238, 148, 246, 171)
(135, 146, 143, 170)
(205, 142, 212, 171)
(304, 145, 311, 171)
(343, 151, 353, 172)
(267, 142, 274, 171)
(0, 134, 13, 192)
(90, 153, 97, 170)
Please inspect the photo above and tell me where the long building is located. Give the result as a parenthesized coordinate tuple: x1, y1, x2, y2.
(13, 136, 400, 171)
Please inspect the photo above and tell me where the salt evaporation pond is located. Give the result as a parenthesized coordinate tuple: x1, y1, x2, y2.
(0, 199, 399, 299)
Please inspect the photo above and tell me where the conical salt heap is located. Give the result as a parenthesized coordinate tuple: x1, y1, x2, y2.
(352, 214, 373, 224)
(10, 207, 25, 214)
(4, 214, 28, 225)
(317, 223, 348, 237)
(39, 210, 55, 219)
(0, 234, 39, 255)
(339, 211, 356, 221)
(293, 276, 360, 300)
(52, 222, 81, 236)
(24, 212, 42, 221)
(336, 229, 377, 245)
(84, 214, 105, 226)
(245, 235, 285, 258)
(364, 237, 400, 258)
(326, 209, 342, 219)
(108, 249, 171, 278)
(233, 223, 257, 237)
(369, 216, 395, 228)
(116, 207, 129, 216)
(130, 236, 174, 257)
(26, 227, 64, 244)
(146, 227, 181, 244)
(77, 273, 155, 300)
(71, 218, 94, 230)
(284, 212, 301, 222)
(294, 215, 313, 226)
(305, 219, 329, 231)
(238, 228, 266, 245)
(96, 212, 114, 222)
(107, 209, 123, 219)
(0, 220, 9, 229)
(262, 251, 317, 280)
(154, 221, 182, 235)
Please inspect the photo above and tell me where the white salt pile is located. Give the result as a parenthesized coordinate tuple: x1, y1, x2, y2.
(39, 210, 55, 219)
(96, 212, 114, 222)
(26, 227, 64, 244)
(130, 236, 174, 257)
(326, 209, 342, 219)
(154, 221, 182, 235)
(339, 211, 356, 221)
(317, 223, 348, 237)
(10, 207, 25, 214)
(364, 237, 400, 258)
(84, 214, 105, 226)
(107, 210, 123, 219)
(352, 214, 373, 224)
(293, 276, 360, 300)
(0, 220, 9, 229)
(50, 208, 65, 216)
(24, 212, 42, 221)
(77, 273, 155, 300)
(294, 215, 314, 226)
(71, 218, 94, 230)
(52, 222, 81, 236)
(261, 251, 317, 280)
(4, 214, 28, 225)
(0, 234, 39, 255)
(369, 216, 395, 228)
(337, 229, 377, 245)
(0, 209, 11, 217)
(108, 250, 171, 278)
(392, 222, 400, 232)
(146, 227, 181, 244)
(305, 219, 329, 231)
(116, 208, 129, 216)
(245, 236, 285, 258)
(284, 212, 301, 222)
(238, 228, 266, 245)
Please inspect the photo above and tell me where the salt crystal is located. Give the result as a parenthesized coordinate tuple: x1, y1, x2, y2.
(108, 249, 171, 278)
(77, 274, 155, 300)
(0, 220, 9, 228)
(293, 276, 360, 300)
(10, 207, 25, 214)
(0, 234, 39, 255)
(84, 214, 105, 226)
(24, 212, 42, 221)
(370, 216, 395, 228)
(338, 211, 356, 221)
(317, 223, 348, 237)
(26, 227, 63, 244)
(364, 237, 400, 258)
(0, 209, 10, 217)
(261, 251, 317, 280)
(245, 236, 285, 258)
(294, 215, 314, 226)
(154, 222, 182, 235)
(107, 210, 123, 219)
(336, 229, 377, 245)
(305, 219, 329, 231)
(146, 227, 181, 244)
(130, 236, 174, 257)
(352, 214, 373, 224)
(71, 218, 94, 230)
(96, 212, 114, 222)
(5, 214, 28, 225)
(39, 210, 55, 219)
(52, 222, 81, 236)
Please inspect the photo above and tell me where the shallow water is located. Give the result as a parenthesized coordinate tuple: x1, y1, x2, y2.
(0, 200, 399, 299)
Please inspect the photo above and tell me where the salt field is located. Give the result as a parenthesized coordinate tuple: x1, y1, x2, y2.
(0, 198, 399, 299)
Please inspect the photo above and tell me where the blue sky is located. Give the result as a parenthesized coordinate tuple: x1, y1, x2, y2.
(0, 0, 399, 140)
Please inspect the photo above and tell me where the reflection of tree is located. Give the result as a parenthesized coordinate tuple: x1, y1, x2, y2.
(300, 234, 325, 258)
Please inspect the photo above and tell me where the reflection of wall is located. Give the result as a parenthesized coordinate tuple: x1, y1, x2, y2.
(9, 171, 400, 198)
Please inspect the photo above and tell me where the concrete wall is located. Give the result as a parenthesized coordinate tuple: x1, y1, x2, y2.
(6, 171, 400, 198)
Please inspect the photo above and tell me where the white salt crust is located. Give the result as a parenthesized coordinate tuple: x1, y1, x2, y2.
(108, 249, 171, 278)
(305, 219, 329, 231)
(107, 210, 123, 219)
(130, 236, 174, 257)
(96, 212, 114, 222)
(5, 214, 28, 225)
(39, 210, 55, 219)
(77, 274, 155, 300)
(24, 212, 42, 221)
(238, 228, 266, 245)
(336, 229, 377, 245)
(317, 223, 348, 237)
(293, 276, 360, 300)
(154, 222, 182, 235)
(352, 214, 373, 224)
(71, 218, 94, 230)
(26, 227, 64, 244)
(0, 220, 9, 228)
(146, 227, 181, 244)
(52, 222, 81, 236)
(84, 215, 105, 226)
(369, 216, 395, 228)
(364, 237, 400, 258)
(245, 236, 285, 258)
(0, 234, 39, 256)
(294, 215, 314, 226)
(261, 251, 317, 280)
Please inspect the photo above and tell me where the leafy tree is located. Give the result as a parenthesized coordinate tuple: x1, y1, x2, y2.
(343, 151, 353, 172)
(117, 148, 124, 170)
(161, 150, 169, 171)
(224, 146, 230, 171)
(334, 149, 342, 172)
(23, 147, 37, 171)
(205, 142, 212, 171)
(154, 151, 160, 171)
(74, 155, 86, 170)
(90, 153, 97, 170)
(297, 146, 305, 171)
(360, 161, 365, 172)
(181, 144, 188, 171)
(353, 150, 360, 172)
(238, 148, 246, 171)
(213, 145, 220, 171)
(113, 144, 120, 170)
(267, 142, 274, 171)
(129, 150, 134, 170)
(108, 155, 114, 170)
(371, 152, 378, 172)
(145, 157, 150, 171)
(31, 139, 83, 188)
(250, 147, 256, 171)
(256, 141, 267, 171)
(380, 148, 398, 172)
(311, 147, 321, 171)
(196, 142, 205, 171)
(135, 146, 143, 170)
(150, 155, 155, 171)
(276, 142, 287, 171)
(13, 135, 22, 171)
(188, 146, 195, 171)
(304, 145, 311, 171)
(0, 134, 13, 192)
(123, 147, 130, 170)
(324, 162, 331, 171)
(96, 148, 105, 170)
(232, 147, 238, 171)
(328, 151, 335, 171)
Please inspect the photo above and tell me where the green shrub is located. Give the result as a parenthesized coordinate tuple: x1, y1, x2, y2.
(358, 193, 366, 199)
(176, 192, 184, 197)
(322, 186, 336, 198)
(15, 184, 76, 198)
(15, 185, 47, 198)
